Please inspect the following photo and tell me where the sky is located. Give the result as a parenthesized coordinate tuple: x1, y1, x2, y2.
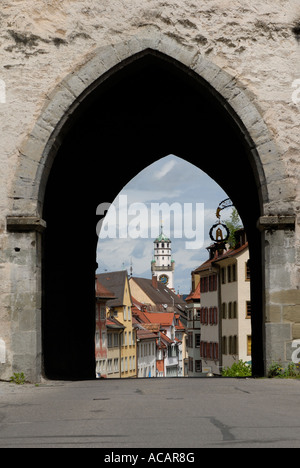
(96, 154, 233, 294)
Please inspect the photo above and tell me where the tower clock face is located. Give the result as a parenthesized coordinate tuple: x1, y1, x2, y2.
(159, 274, 169, 285)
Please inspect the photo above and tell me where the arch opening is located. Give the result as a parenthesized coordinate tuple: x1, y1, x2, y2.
(42, 50, 264, 379)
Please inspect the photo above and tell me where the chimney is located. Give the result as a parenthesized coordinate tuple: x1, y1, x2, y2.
(152, 275, 158, 289)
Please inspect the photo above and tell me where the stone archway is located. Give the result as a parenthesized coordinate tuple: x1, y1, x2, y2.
(6, 33, 296, 381)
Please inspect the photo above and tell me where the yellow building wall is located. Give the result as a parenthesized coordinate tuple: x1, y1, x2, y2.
(114, 276, 137, 378)
(128, 278, 155, 307)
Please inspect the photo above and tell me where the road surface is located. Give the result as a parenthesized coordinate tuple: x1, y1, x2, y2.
(0, 377, 300, 448)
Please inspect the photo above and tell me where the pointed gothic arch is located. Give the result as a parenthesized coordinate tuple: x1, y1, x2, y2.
(6, 34, 293, 381)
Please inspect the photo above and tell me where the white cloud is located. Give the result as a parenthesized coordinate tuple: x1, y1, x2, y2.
(96, 154, 232, 292)
(154, 159, 177, 180)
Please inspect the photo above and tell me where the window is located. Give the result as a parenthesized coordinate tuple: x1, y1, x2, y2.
(246, 301, 251, 318)
(208, 307, 218, 325)
(128, 306, 131, 321)
(222, 303, 227, 319)
(169, 345, 178, 358)
(114, 358, 119, 372)
(95, 331, 100, 349)
(123, 306, 127, 321)
(195, 334, 201, 348)
(247, 335, 252, 356)
(129, 331, 131, 346)
(208, 274, 217, 291)
(229, 336, 238, 355)
(114, 333, 119, 347)
(232, 264, 236, 282)
(221, 268, 226, 284)
(200, 277, 209, 293)
(195, 360, 202, 373)
(233, 301, 237, 319)
(108, 333, 113, 348)
(227, 265, 232, 283)
(246, 261, 251, 281)
(213, 343, 219, 360)
(100, 306, 106, 320)
(188, 332, 193, 348)
(214, 307, 218, 325)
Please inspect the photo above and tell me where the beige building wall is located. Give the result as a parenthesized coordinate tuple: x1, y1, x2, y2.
(219, 249, 251, 370)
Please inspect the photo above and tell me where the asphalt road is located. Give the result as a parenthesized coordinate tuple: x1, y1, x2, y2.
(0, 377, 300, 449)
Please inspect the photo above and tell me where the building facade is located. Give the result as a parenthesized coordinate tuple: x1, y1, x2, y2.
(185, 283, 202, 376)
(95, 278, 116, 378)
(192, 231, 251, 375)
(135, 326, 157, 378)
(105, 317, 125, 378)
(216, 234, 251, 370)
(143, 312, 180, 377)
(96, 271, 137, 379)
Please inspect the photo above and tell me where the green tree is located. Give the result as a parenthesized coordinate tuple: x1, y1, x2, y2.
(225, 208, 243, 248)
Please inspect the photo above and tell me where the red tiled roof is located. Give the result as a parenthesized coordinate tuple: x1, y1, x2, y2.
(175, 320, 185, 331)
(106, 317, 125, 329)
(143, 312, 174, 327)
(160, 332, 173, 344)
(185, 282, 201, 302)
(95, 279, 116, 299)
(213, 242, 248, 262)
(136, 328, 157, 340)
(132, 306, 151, 324)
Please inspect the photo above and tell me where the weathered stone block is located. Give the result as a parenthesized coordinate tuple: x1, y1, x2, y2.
(266, 304, 282, 323)
(283, 305, 300, 324)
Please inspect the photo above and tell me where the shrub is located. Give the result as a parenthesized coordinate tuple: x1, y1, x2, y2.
(222, 360, 252, 377)
(268, 362, 300, 379)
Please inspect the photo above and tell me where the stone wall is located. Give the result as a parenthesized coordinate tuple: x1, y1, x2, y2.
(0, 1, 299, 380)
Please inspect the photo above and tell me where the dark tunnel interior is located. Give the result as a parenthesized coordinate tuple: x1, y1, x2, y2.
(42, 51, 264, 379)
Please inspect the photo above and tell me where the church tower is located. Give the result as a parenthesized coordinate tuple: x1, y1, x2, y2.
(151, 224, 175, 290)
